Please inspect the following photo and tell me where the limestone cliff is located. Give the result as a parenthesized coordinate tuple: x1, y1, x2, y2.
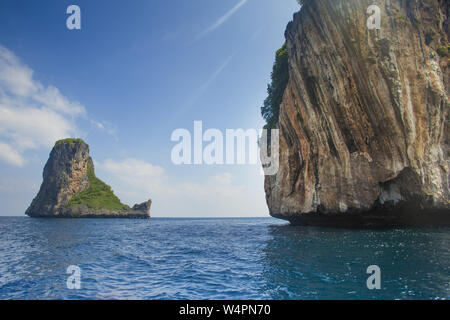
(26, 139, 151, 218)
(264, 0, 449, 227)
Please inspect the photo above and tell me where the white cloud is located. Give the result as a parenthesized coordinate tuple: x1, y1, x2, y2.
(212, 172, 233, 185)
(0, 46, 37, 97)
(0, 44, 85, 166)
(0, 141, 25, 166)
(98, 158, 238, 199)
(96, 158, 266, 217)
(96, 158, 167, 200)
(101, 158, 165, 182)
(90, 119, 118, 136)
(195, 0, 248, 40)
(0, 103, 78, 151)
(34, 85, 85, 116)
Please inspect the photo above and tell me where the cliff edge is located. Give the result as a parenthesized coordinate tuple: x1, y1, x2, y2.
(264, 0, 449, 227)
(26, 138, 151, 218)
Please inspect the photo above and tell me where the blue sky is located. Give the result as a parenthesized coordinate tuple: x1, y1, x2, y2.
(0, 0, 300, 217)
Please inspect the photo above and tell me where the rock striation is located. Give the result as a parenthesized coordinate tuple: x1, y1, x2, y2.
(26, 138, 151, 218)
(264, 0, 449, 227)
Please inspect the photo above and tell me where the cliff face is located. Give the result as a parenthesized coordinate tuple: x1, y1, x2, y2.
(264, 0, 449, 226)
(26, 139, 151, 218)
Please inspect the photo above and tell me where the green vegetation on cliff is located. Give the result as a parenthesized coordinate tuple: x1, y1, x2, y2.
(55, 138, 85, 147)
(261, 43, 289, 129)
(67, 164, 130, 210)
(437, 46, 449, 57)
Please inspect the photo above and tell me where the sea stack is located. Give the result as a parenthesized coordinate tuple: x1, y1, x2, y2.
(263, 0, 449, 227)
(26, 138, 151, 218)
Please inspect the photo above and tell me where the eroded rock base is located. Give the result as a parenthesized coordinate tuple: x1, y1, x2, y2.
(281, 208, 450, 229)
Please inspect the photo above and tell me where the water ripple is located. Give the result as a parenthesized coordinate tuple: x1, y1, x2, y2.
(0, 217, 448, 299)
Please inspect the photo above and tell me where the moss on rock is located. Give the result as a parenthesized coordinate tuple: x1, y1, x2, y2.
(67, 164, 130, 211)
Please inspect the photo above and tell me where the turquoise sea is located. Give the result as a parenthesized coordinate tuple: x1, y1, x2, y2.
(0, 217, 448, 299)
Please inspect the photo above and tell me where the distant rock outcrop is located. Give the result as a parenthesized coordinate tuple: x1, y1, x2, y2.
(26, 138, 151, 218)
(263, 0, 449, 227)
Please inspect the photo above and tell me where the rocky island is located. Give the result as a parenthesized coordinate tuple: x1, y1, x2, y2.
(26, 138, 151, 218)
(262, 0, 449, 227)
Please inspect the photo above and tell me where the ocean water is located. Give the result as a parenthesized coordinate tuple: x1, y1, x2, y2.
(0, 217, 448, 300)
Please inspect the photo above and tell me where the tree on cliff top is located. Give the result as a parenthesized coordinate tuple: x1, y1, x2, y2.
(261, 43, 289, 129)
